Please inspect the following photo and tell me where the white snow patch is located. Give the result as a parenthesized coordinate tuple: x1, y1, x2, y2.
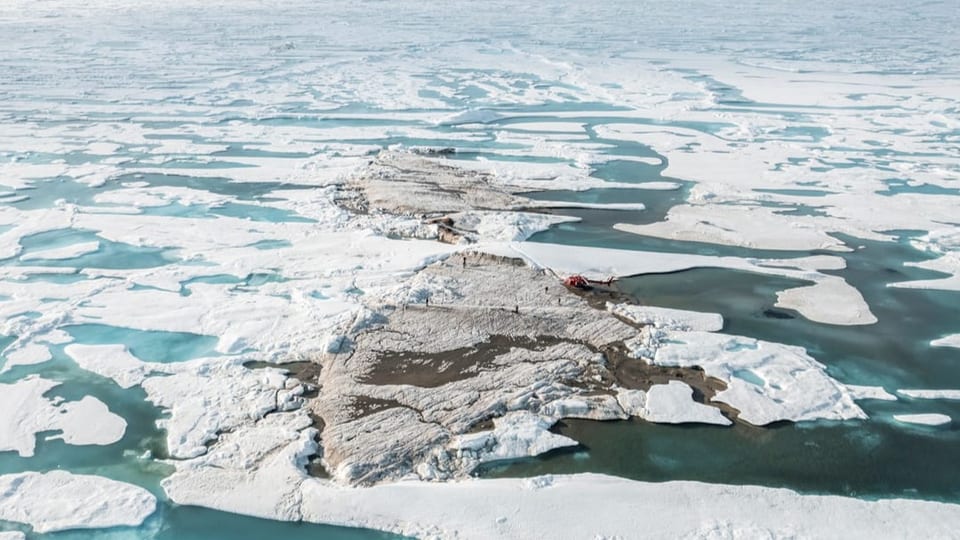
(0, 471, 156, 533)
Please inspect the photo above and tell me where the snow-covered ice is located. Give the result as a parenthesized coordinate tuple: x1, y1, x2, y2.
(617, 382, 731, 426)
(651, 332, 864, 425)
(0, 471, 156, 533)
(165, 461, 960, 540)
(932, 334, 960, 349)
(19, 241, 100, 261)
(0, 377, 126, 457)
(608, 303, 724, 332)
(846, 385, 897, 402)
(0, 342, 52, 373)
(893, 414, 952, 427)
(448, 411, 579, 465)
(898, 389, 960, 400)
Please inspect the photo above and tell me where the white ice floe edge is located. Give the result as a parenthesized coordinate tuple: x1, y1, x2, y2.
(893, 414, 952, 427)
(898, 389, 960, 400)
(164, 470, 960, 540)
(932, 334, 960, 349)
(0, 471, 156, 534)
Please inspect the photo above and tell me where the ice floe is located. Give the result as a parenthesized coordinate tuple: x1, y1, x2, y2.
(19, 241, 100, 261)
(846, 385, 897, 402)
(447, 411, 578, 466)
(932, 334, 960, 349)
(898, 389, 960, 400)
(166, 465, 960, 540)
(0, 471, 156, 533)
(0, 377, 126, 457)
(893, 414, 952, 427)
(617, 382, 731, 425)
(0, 342, 52, 373)
(65, 343, 304, 459)
(650, 332, 864, 425)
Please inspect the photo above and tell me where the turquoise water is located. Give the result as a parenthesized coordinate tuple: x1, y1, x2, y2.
(65, 325, 220, 363)
(15, 230, 175, 270)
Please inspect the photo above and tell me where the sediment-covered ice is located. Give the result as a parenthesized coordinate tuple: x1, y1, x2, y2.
(0, 470, 156, 533)
(893, 414, 952, 427)
(0, 377, 126, 457)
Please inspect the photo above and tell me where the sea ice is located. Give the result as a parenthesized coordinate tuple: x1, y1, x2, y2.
(898, 389, 960, 400)
(618, 381, 731, 425)
(893, 414, 951, 427)
(19, 241, 100, 262)
(0, 377, 126, 457)
(165, 465, 960, 540)
(0, 342, 52, 373)
(447, 410, 578, 465)
(846, 385, 897, 401)
(651, 332, 864, 425)
(0, 470, 156, 533)
(932, 334, 960, 349)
